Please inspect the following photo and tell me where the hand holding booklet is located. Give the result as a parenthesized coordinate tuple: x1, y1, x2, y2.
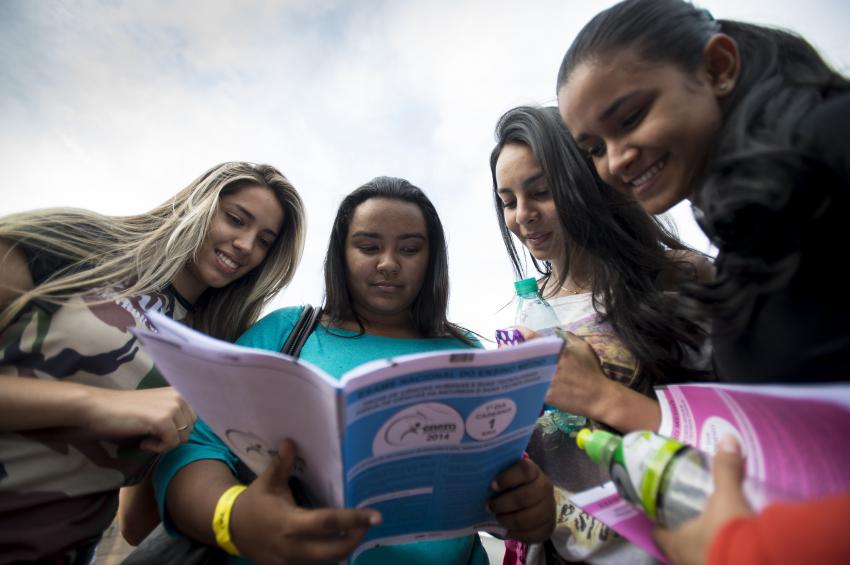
(570, 383, 850, 562)
(134, 312, 564, 555)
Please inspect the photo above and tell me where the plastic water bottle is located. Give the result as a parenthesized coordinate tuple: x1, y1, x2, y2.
(576, 428, 778, 527)
(514, 277, 587, 434)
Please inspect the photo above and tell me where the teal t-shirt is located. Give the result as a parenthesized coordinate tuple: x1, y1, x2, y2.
(153, 306, 488, 565)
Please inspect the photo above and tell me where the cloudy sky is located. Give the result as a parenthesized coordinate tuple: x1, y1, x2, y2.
(2, 0, 848, 342)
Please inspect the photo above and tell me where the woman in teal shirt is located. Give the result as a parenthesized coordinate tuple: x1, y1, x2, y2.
(153, 176, 555, 564)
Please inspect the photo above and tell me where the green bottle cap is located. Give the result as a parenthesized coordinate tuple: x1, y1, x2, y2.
(576, 428, 617, 465)
(514, 277, 539, 296)
(576, 428, 593, 450)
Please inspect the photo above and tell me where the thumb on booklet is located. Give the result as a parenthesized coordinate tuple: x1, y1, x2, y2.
(254, 438, 298, 500)
(712, 435, 748, 507)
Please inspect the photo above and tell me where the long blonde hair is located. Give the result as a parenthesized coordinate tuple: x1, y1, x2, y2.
(0, 162, 305, 340)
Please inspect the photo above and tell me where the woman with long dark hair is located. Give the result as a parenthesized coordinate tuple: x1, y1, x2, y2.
(152, 176, 555, 565)
(556, 0, 850, 562)
(491, 105, 710, 563)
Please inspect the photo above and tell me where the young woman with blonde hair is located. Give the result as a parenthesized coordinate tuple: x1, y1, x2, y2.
(1, 161, 304, 340)
(0, 161, 305, 563)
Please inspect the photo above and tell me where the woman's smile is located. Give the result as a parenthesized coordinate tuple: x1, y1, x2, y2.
(524, 231, 552, 249)
(214, 249, 242, 273)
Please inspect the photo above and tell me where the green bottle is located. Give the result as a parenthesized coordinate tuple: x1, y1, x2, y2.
(576, 428, 714, 527)
(513, 277, 586, 433)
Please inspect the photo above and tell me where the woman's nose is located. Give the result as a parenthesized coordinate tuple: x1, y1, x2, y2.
(377, 252, 400, 275)
(232, 234, 254, 255)
(516, 198, 538, 225)
(606, 139, 638, 181)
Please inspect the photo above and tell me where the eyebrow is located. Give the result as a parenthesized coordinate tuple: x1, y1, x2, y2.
(522, 172, 545, 189)
(351, 231, 426, 240)
(496, 171, 545, 195)
(231, 203, 278, 238)
(573, 91, 640, 144)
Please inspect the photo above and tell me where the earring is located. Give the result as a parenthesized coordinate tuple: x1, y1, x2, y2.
(718, 83, 729, 92)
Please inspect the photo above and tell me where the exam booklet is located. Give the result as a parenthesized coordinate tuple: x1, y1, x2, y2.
(134, 312, 564, 556)
(570, 383, 850, 562)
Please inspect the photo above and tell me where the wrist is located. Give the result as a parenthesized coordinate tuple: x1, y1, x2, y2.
(591, 380, 661, 432)
(212, 484, 248, 556)
(228, 485, 254, 557)
(586, 376, 617, 424)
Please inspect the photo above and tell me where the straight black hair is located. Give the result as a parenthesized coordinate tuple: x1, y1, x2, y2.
(491, 105, 707, 382)
(323, 176, 473, 344)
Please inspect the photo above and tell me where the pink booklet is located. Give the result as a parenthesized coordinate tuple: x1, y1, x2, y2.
(570, 383, 850, 561)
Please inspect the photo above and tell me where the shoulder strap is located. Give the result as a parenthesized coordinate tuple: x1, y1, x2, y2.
(280, 304, 323, 358)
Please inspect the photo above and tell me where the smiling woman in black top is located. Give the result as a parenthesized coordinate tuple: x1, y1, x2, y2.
(555, 0, 850, 563)
(557, 0, 850, 384)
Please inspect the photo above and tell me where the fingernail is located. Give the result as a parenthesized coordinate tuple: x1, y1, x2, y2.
(718, 435, 740, 454)
(369, 512, 382, 525)
(490, 480, 499, 491)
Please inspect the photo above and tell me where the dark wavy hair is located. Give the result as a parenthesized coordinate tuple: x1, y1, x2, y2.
(490, 105, 706, 383)
(323, 176, 473, 344)
(557, 0, 849, 331)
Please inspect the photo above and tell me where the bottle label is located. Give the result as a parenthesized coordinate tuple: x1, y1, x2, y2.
(495, 326, 556, 347)
(495, 328, 525, 348)
(620, 432, 685, 520)
(640, 438, 685, 519)
(657, 449, 712, 527)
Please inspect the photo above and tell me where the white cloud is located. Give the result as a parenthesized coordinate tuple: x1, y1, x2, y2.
(1, 0, 846, 341)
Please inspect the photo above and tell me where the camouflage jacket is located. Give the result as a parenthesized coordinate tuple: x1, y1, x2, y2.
(0, 287, 188, 562)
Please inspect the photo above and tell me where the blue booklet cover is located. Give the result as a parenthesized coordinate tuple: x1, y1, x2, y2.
(136, 312, 564, 558)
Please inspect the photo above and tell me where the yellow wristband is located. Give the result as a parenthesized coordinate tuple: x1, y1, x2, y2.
(212, 484, 248, 556)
